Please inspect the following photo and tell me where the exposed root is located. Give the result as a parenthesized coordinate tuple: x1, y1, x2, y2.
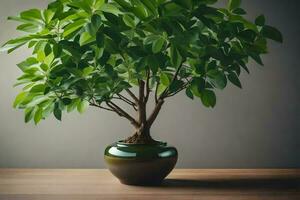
(124, 132, 158, 144)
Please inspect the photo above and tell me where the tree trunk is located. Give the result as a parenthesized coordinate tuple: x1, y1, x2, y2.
(124, 100, 164, 144)
(124, 124, 156, 144)
(124, 81, 165, 144)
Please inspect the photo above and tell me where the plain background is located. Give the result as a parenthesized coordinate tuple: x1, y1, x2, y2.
(0, 0, 299, 168)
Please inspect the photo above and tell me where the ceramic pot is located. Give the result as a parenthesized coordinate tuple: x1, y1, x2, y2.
(104, 141, 178, 185)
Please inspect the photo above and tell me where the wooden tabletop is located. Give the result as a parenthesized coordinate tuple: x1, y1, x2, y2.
(0, 169, 299, 200)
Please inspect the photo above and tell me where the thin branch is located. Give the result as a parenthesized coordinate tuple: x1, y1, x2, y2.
(125, 89, 139, 103)
(165, 78, 191, 98)
(105, 102, 123, 116)
(107, 101, 139, 128)
(166, 85, 188, 98)
(89, 102, 115, 112)
(147, 99, 164, 128)
(138, 80, 146, 125)
(155, 82, 160, 104)
(160, 62, 184, 99)
(145, 70, 151, 103)
(115, 94, 138, 111)
(139, 80, 145, 103)
(170, 63, 183, 84)
(118, 94, 135, 106)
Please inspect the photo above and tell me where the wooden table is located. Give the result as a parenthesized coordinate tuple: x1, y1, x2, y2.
(0, 169, 299, 200)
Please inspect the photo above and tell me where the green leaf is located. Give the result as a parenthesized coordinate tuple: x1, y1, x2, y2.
(0, 36, 32, 53)
(238, 29, 257, 42)
(191, 78, 205, 97)
(13, 92, 28, 108)
(170, 45, 182, 68)
(140, 0, 157, 14)
(134, 57, 146, 72)
(152, 37, 165, 54)
(174, 0, 192, 9)
(62, 98, 72, 105)
(67, 99, 79, 113)
(123, 14, 135, 28)
(63, 19, 86, 38)
(147, 55, 159, 74)
(44, 53, 54, 66)
(144, 35, 158, 45)
(96, 31, 105, 48)
(228, 0, 241, 11)
(40, 63, 49, 72)
(34, 107, 43, 124)
(79, 32, 95, 46)
(255, 15, 265, 26)
(101, 4, 122, 15)
(25, 96, 48, 108)
(25, 107, 35, 123)
(87, 14, 102, 35)
(77, 99, 89, 114)
(44, 44, 52, 56)
(232, 8, 246, 15)
(185, 88, 194, 99)
(207, 70, 227, 90)
(228, 72, 242, 88)
(103, 12, 119, 25)
(261, 25, 283, 43)
(20, 9, 43, 22)
(132, 4, 148, 20)
(30, 84, 46, 93)
(37, 50, 46, 62)
(68, 0, 93, 14)
(44, 87, 51, 95)
(200, 89, 216, 108)
(17, 57, 38, 72)
(238, 60, 250, 74)
(42, 102, 54, 118)
(94, 0, 105, 10)
(54, 103, 62, 121)
(17, 23, 40, 33)
(157, 84, 168, 96)
(43, 9, 55, 24)
(82, 66, 94, 77)
(114, 0, 131, 9)
(160, 72, 170, 86)
(249, 52, 264, 66)
(169, 79, 184, 93)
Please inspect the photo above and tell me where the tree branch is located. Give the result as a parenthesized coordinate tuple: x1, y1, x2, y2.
(106, 101, 139, 128)
(138, 80, 147, 125)
(114, 94, 138, 111)
(125, 89, 139, 103)
(145, 70, 151, 103)
(105, 102, 123, 116)
(155, 81, 160, 104)
(118, 94, 135, 105)
(160, 62, 184, 99)
(165, 78, 191, 98)
(89, 102, 115, 112)
(147, 99, 164, 128)
(139, 80, 145, 102)
(166, 84, 188, 98)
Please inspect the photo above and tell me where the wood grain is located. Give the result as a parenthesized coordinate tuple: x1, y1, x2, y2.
(0, 169, 299, 200)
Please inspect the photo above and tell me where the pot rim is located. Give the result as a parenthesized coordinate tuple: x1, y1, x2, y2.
(116, 140, 167, 147)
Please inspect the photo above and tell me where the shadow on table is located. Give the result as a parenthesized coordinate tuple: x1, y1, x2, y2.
(162, 178, 300, 189)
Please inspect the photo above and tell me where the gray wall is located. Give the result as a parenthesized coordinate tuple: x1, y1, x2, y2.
(0, 0, 299, 168)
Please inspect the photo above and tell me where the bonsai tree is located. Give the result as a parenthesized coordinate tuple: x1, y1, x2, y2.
(1, 0, 282, 144)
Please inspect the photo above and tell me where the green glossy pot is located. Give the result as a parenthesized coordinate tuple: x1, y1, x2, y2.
(104, 141, 178, 185)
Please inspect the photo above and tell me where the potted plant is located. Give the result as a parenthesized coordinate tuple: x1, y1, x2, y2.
(1, 0, 282, 185)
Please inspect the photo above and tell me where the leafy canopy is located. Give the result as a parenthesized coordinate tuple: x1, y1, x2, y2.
(1, 0, 282, 124)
